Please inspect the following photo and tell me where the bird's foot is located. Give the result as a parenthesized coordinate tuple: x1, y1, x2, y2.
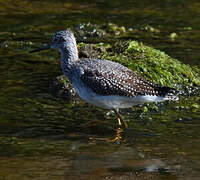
(109, 127, 126, 143)
(88, 127, 125, 143)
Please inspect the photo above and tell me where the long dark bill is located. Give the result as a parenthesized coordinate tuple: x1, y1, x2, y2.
(29, 44, 51, 53)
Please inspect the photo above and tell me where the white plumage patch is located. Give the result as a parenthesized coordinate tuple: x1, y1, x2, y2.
(75, 82, 178, 109)
(87, 95, 177, 109)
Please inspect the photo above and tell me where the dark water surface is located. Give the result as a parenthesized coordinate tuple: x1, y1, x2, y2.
(0, 0, 200, 179)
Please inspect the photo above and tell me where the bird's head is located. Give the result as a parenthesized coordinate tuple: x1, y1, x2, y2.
(30, 30, 76, 53)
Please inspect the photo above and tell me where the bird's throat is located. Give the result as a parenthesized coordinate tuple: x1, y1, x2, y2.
(60, 47, 79, 78)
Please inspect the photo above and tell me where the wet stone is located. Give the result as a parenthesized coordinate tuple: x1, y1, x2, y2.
(50, 75, 75, 99)
(78, 44, 105, 59)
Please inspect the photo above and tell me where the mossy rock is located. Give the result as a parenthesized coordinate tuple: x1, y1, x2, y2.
(100, 40, 200, 93)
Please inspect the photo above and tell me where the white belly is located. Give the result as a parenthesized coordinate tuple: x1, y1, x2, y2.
(73, 83, 169, 109)
(83, 94, 170, 109)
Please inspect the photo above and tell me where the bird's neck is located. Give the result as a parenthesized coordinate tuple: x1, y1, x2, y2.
(60, 43, 79, 78)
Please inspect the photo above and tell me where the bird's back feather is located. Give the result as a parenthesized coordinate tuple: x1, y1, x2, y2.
(74, 59, 178, 100)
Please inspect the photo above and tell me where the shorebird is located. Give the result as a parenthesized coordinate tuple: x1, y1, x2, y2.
(30, 30, 178, 129)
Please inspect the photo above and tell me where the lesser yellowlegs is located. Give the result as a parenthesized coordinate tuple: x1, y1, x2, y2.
(30, 30, 178, 128)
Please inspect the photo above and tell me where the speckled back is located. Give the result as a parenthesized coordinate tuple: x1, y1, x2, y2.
(72, 58, 177, 98)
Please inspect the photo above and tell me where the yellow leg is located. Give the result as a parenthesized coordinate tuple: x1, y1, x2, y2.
(89, 127, 125, 143)
(117, 116, 122, 126)
(88, 109, 128, 143)
(110, 127, 124, 143)
(114, 109, 128, 128)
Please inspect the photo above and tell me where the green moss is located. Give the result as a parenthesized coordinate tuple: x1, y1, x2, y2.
(100, 40, 200, 91)
(77, 42, 87, 47)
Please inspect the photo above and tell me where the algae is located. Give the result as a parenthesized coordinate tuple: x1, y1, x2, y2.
(99, 40, 200, 91)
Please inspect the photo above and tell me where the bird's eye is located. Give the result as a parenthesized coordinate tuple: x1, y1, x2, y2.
(59, 37, 65, 42)
(52, 37, 59, 42)
(52, 36, 65, 43)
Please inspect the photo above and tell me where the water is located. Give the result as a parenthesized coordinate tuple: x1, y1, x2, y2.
(0, 0, 200, 179)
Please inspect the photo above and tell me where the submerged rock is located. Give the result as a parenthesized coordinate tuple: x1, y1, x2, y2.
(50, 75, 75, 99)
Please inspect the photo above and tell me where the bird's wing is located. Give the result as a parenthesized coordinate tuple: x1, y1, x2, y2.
(79, 59, 160, 97)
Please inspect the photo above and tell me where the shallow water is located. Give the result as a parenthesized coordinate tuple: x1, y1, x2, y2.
(0, 0, 200, 179)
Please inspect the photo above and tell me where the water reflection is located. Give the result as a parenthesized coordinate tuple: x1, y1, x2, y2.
(65, 142, 181, 180)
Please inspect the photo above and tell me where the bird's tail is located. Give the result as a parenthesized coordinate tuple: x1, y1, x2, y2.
(155, 86, 179, 101)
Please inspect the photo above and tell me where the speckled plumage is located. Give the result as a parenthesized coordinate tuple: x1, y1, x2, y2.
(77, 58, 173, 98)
(31, 30, 178, 110)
